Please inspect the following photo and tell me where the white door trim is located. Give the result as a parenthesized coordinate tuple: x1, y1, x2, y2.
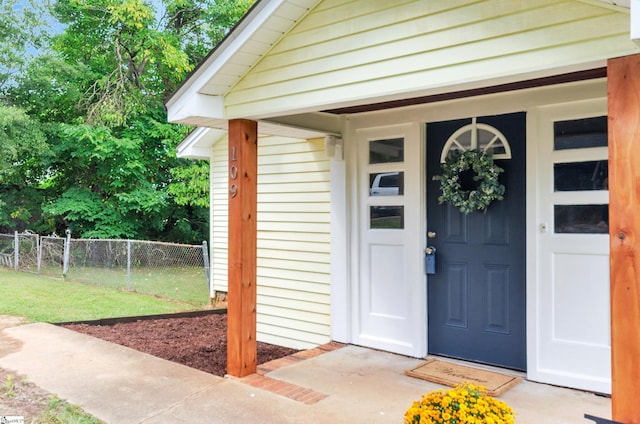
(338, 79, 609, 380)
(527, 98, 611, 393)
(330, 127, 350, 344)
(348, 121, 426, 357)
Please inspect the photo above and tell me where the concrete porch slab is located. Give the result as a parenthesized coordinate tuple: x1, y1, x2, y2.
(0, 323, 611, 423)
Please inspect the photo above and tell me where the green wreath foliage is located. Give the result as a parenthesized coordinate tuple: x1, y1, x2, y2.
(433, 149, 505, 215)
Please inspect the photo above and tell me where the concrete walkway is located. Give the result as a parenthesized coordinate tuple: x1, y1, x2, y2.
(0, 322, 611, 423)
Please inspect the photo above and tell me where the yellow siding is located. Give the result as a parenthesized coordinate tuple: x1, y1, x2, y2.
(225, 0, 638, 117)
(210, 136, 331, 349)
(210, 139, 229, 294)
(256, 136, 331, 349)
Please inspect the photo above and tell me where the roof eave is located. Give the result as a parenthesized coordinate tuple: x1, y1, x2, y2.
(166, 0, 270, 109)
(167, 0, 297, 123)
(176, 127, 227, 159)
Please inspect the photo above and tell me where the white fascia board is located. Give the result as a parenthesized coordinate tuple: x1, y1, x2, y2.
(167, 93, 225, 125)
(177, 145, 211, 160)
(166, 0, 286, 116)
(176, 127, 227, 159)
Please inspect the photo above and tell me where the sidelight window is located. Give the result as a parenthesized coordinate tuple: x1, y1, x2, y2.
(552, 116, 608, 234)
(368, 138, 405, 229)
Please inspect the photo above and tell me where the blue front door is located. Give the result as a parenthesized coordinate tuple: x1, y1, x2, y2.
(426, 113, 526, 371)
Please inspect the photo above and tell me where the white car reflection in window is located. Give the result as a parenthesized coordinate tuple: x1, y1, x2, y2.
(370, 172, 400, 196)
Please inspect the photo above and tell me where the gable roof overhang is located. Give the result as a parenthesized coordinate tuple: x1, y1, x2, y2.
(167, 0, 342, 141)
(166, 0, 636, 141)
(176, 127, 226, 160)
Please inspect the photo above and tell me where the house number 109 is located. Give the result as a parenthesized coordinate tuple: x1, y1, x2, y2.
(229, 147, 238, 198)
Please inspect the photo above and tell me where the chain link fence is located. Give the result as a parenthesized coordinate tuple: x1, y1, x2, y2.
(1, 232, 211, 307)
(40, 235, 66, 278)
(0, 233, 15, 268)
(0, 232, 39, 272)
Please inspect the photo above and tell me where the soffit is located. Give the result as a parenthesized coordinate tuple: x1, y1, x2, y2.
(176, 121, 331, 159)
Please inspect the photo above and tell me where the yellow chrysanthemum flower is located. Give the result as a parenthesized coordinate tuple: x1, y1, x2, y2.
(403, 383, 515, 424)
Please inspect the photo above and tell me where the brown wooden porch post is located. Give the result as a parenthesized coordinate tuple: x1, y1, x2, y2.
(608, 54, 640, 424)
(227, 119, 258, 377)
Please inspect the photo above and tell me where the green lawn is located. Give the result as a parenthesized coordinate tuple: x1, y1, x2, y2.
(0, 269, 203, 323)
(65, 265, 209, 307)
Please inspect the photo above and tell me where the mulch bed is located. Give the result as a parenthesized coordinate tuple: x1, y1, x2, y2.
(62, 312, 299, 377)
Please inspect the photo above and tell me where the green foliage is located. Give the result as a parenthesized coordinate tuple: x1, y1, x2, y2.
(0, 105, 48, 174)
(42, 124, 167, 238)
(433, 149, 505, 215)
(49, 0, 254, 125)
(37, 395, 104, 424)
(0, 0, 52, 89)
(0, 187, 47, 232)
(163, 0, 255, 63)
(0, 369, 102, 423)
(168, 161, 210, 208)
(0, 0, 256, 240)
(34, 395, 102, 424)
(0, 105, 49, 230)
(7, 54, 89, 122)
(40, 396, 104, 424)
(3, 373, 16, 398)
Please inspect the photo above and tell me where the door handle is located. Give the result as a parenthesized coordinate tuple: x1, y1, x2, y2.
(427, 231, 436, 238)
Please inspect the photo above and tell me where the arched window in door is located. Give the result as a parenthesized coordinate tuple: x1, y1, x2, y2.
(440, 117, 512, 163)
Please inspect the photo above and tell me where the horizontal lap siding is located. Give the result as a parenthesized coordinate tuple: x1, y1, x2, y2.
(211, 140, 229, 294)
(256, 137, 331, 349)
(211, 136, 331, 349)
(225, 0, 637, 117)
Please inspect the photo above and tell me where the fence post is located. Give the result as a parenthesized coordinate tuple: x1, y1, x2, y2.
(63, 229, 71, 276)
(37, 234, 42, 273)
(202, 240, 211, 297)
(127, 239, 132, 290)
(13, 231, 19, 271)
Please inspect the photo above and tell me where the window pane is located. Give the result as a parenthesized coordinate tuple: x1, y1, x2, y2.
(477, 128, 507, 156)
(554, 161, 608, 191)
(554, 116, 607, 150)
(370, 206, 404, 229)
(554, 204, 608, 234)
(369, 138, 404, 164)
(369, 172, 404, 196)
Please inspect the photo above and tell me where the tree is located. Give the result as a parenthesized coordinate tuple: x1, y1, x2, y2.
(8, 53, 88, 123)
(41, 124, 165, 238)
(0, 104, 49, 231)
(51, 0, 254, 126)
(0, 105, 47, 174)
(0, 0, 52, 90)
(0, 0, 255, 240)
(168, 161, 210, 209)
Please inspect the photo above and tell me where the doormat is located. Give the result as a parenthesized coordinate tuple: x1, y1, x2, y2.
(405, 359, 522, 396)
